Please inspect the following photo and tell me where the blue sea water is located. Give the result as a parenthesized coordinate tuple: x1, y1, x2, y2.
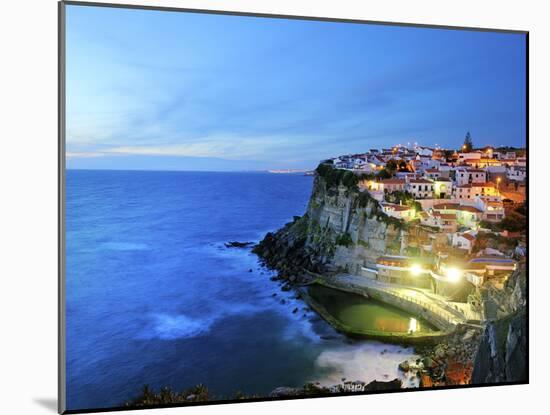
(66, 170, 418, 411)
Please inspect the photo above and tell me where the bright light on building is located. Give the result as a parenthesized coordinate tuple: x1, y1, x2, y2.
(446, 267, 462, 283)
(408, 318, 418, 333)
(410, 264, 422, 276)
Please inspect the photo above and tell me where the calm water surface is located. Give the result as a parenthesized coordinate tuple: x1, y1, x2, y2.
(66, 170, 420, 410)
(308, 285, 437, 334)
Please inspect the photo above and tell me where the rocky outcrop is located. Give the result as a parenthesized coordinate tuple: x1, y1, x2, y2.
(471, 267, 527, 384)
(481, 266, 527, 320)
(269, 379, 403, 397)
(471, 309, 527, 384)
(404, 325, 483, 386)
(225, 241, 254, 248)
(254, 167, 415, 281)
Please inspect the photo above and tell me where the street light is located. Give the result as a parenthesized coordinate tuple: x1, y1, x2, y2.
(446, 268, 462, 283)
(410, 264, 422, 276)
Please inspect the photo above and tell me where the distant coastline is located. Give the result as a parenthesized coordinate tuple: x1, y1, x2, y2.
(268, 169, 315, 175)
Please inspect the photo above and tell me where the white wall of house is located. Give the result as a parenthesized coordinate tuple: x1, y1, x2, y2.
(433, 180, 453, 198)
(507, 166, 526, 181)
(455, 169, 487, 186)
(382, 205, 416, 221)
(454, 184, 499, 200)
(451, 234, 474, 253)
(458, 152, 482, 162)
(405, 181, 434, 199)
(456, 210, 481, 228)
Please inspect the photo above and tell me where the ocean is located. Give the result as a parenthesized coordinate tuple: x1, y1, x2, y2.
(65, 170, 418, 411)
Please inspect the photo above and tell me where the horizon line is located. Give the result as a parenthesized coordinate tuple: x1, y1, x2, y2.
(65, 167, 315, 173)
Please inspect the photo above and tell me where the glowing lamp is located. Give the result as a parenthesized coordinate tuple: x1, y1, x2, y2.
(410, 264, 422, 276)
(446, 268, 462, 283)
(408, 318, 418, 333)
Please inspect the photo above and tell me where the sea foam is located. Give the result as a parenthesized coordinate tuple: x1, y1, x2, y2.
(313, 342, 420, 388)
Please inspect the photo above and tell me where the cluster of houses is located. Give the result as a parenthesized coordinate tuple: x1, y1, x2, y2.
(329, 144, 526, 255)
(329, 144, 526, 317)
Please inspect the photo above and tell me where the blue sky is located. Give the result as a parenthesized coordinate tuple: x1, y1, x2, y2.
(66, 5, 526, 171)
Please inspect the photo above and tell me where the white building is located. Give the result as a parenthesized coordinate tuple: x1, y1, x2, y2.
(419, 211, 457, 232)
(424, 168, 443, 180)
(452, 232, 477, 253)
(396, 171, 419, 180)
(362, 178, 406, 193)
(415, 146, 434, 157)
(431, 202, 483, 229)
(381, 203, 416, 221)
(454, 183, 499, 200)
(475, 196, 505, 222)
(507, 166, 526, 182)
(455, 168, 487, 186)
(405, 178, 434, 199)
(433, 179, 453, 199)
(458, 152, 482, 163)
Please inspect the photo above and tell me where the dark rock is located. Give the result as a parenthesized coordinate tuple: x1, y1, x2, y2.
(281, 284, 291, 292)
(292, 307, 299, 314)
(472, 309, 527, 384)
(398, 361, 410, 372)
(269, 387, 301, 397)
(225, 241, 254, 248)
(422, 357, 435, 369)
(364, 379, 402, 391)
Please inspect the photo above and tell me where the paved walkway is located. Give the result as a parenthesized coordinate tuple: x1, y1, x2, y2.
(317, 274, 482, 326)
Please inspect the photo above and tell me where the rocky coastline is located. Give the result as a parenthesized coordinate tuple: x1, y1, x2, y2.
(126, 378, 404, 407)
(253, 165, 527, 390)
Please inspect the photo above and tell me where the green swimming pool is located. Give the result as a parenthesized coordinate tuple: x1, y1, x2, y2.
(307, 285, 438, 335)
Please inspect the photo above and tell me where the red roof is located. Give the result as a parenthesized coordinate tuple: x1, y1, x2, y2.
(456, 167, 486, 173)
(380, 179, 406, 185)
(440, 214, 457, 220)
(457, 205, 482, 213)
(461, 233, 476, 242)
(408, 179, 433, 184)
(382, 203, 412, 212)
(433, 203, 460, 210)
(456, 182, 495, 189)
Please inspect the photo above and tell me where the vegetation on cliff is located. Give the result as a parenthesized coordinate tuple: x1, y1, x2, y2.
(385, 190, 423, 212)
(126, 384, 213, 407)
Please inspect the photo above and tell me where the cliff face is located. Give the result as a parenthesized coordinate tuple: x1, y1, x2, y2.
(254, 172, 410, 280)
(471, 268, 528, 384)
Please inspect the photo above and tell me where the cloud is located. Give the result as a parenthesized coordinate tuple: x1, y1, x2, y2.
(66, 152, 108, 159)
(65, 7, 526, 171)
(66, 133, 324, 161)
